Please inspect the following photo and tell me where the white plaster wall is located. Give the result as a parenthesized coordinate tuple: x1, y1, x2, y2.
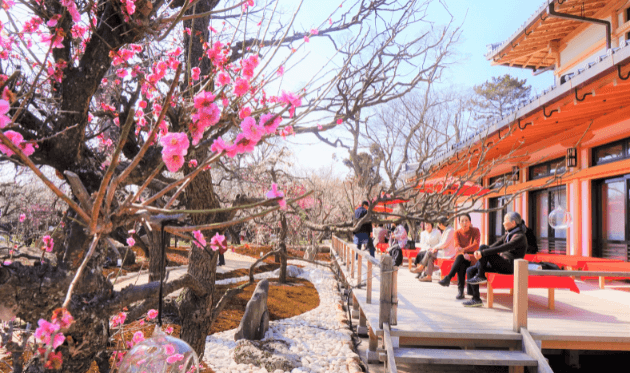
(560, 18, 610, 69)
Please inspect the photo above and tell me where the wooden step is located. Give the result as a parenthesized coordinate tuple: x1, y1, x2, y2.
(380, 348, 538, 366)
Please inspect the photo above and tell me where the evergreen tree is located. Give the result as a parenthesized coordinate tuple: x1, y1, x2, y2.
(470, 74, 531, 123)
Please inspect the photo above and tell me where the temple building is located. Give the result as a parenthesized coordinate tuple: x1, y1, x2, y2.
(427, 0, 630, 261)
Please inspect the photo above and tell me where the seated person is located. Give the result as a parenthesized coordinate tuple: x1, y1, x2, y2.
(437, 214, 480, 298)
(411, 220, 448, 279)
(463, 211, 528, 307)
(389, 223, 407, 251)
(373, 223, 388, 248)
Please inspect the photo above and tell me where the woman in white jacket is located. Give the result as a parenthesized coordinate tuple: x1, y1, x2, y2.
(412, 222, 440, 268)
(412, 218, 455, 281)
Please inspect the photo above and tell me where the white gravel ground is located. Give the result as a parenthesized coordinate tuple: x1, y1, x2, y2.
(203, 261, 363, 373)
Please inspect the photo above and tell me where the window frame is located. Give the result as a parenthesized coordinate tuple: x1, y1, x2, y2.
(592, 137, 630, 166)
(528, 157, 566, 180)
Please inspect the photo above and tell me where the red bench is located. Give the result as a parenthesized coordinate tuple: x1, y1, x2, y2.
(581, 262, 630, 288)
(401, 249, 420, 270)
(376, 243, 388, 254)
(486, 273, 580, 310)
(527, 254, 622, 270)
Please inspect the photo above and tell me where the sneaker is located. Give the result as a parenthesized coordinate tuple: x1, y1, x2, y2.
(437, 277, 451, 287)
(463, 298, 483, 307)
(419, 276, 432, 282)
(466, 275, 487, 285)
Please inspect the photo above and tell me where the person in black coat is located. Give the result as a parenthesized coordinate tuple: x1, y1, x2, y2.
(463, 211, 528, 307)
(353, 201, 375, 257)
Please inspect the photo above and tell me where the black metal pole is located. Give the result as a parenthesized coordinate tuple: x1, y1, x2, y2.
(548, 3, 611, 50)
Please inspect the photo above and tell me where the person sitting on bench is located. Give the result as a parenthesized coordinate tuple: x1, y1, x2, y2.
(411, 221, 440, 273)
(463, 211, 528, 307)
(412, 218, 455, 281)
(437, 214, 480, 297)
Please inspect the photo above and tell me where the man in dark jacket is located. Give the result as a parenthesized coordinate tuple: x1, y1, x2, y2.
(353, 201, 375, 257)
(463, 211, 528, 307)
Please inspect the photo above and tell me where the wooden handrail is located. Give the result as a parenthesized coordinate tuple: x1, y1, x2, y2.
(529, 269, 630, 277)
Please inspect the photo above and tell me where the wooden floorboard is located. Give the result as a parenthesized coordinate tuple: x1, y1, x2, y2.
(334, 248, 630, 349)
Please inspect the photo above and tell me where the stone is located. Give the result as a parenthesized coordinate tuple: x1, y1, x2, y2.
(303, 245, 318, 261)
(232, 339, 300, 372)
(234, 279, 270, 341)
(272, 265, 304, 278)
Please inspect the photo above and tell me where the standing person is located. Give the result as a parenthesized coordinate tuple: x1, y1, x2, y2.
(437, 214, 480, 299)
(412, 218, 455, 281)
(353, 201, 375, 257)
(464, 212, 528, 307)
(411, 222, 441, 270)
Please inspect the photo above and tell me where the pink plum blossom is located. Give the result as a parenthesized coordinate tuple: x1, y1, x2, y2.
(147, 309, 158, 319)
(51, 308, 74, 329)
(233, 78, 250, 97)
(311, 28, 319, 35)
(216, 72, 231, 86)
(160, 132, 190, 154)
(191, 67, 201, 80)
(193, 91, 215, 110)
(266, 183, 286, 209)
(233, 133, 256, 154)
(162, 149, 186, 173)
(210, 137, 228, 154)
(110, 312, 127, 328)
(35, 319, 60, 345)
(304, 36, 309, 43)
(240, 117, 264, 142)
(209, 233, 226, 251)
(165, 344, 176, 355)
(42, 235, 54, 252)
(193, 230, 206, 248)
(188, 159, 198, 168)
(259, 113, 282, 134)
(132, 331, 145, 344)
(0, 130, 35, 157)
(126, 237, 135, 247)
(19, 213, 26, 222)
(238, 106, 251, 119)
(276, 66, 284, 77)
(167, 353, 184, 364)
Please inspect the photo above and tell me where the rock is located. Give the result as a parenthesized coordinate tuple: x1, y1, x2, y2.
(272, 265, 304, 278)
(303, 245, 318, 261)
(233, 339, 300, 372)
(234, 279, 270, 341)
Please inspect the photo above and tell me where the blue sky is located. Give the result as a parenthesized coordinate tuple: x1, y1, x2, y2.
(285, 0, 556, 177)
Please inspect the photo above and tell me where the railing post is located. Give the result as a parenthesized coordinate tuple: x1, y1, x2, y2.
(391, 267, 398, 326)
(346, 244, 350, 270)
(513, 259, 528, 332)
(379, 255, 393, 329)
(367, 261, 373, 304)
(357, 254, 363, 289)
(351, 248, 356, 279)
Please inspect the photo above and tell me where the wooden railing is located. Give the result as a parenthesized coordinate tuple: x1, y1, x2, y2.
(331, 235, 398, 328)
(512, 259, 630, 332)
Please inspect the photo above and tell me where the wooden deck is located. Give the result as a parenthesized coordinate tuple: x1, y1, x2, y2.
(336, 249, 630, 352)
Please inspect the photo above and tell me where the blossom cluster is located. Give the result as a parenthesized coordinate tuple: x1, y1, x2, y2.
(34, 308, 74, 370)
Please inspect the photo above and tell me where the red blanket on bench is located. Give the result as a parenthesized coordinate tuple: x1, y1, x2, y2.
(582, 262, 630, 280)
(486, 273, 580, 293)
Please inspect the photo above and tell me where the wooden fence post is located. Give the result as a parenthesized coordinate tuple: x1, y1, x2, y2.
(513, 259, 528, 332)
(357, 255, 363, 289)
(379, 255, 393, 329)
(351, 249, 355, 279)
(391, 267, 398, 326)
(367, 261, 373, 304)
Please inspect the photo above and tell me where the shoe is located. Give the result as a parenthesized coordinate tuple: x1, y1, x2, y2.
(419, 276, 432, 282)
(437, 276, 451, 287)
(466, 275, 487, 285)
(463, 298, 483, 307)
(456, 289, 465, 300)
(410, 265, 424, 274)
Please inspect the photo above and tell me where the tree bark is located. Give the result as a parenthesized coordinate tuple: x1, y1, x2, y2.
(278, 214, 288, 284)
(179, 170, 220, 356)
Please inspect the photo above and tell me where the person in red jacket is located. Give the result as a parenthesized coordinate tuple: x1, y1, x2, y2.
(437, 214, 480, 300)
